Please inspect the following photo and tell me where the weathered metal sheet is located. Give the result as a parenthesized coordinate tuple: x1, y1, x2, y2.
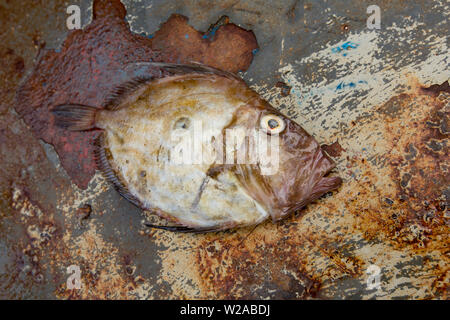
(0, 0, 448, 299)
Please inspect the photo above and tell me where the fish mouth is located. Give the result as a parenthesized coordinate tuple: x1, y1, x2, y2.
(273, 175, 343, 221)
(269, 149, 343, 222)
(234, 153, 342, 223)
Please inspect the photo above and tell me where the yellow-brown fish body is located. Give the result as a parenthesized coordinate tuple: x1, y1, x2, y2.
(52, 63, 342, 232)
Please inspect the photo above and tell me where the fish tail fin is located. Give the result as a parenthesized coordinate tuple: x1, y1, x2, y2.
(51, 104, 98, 131)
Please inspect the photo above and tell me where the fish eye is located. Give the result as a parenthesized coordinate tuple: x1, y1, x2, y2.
(260, 114, 285, 134)
(173, 117, 191, 130)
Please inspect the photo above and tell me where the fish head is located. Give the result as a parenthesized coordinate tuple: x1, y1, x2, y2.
(227, 98, 343, 222)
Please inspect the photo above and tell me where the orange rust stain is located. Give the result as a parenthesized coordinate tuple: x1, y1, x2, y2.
(158, 87, 449, 299)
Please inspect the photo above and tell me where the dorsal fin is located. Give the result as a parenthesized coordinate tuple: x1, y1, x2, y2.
(103, 62, 243, 110)
(143, 61, 244, 82)
(104, 76, 155, 110)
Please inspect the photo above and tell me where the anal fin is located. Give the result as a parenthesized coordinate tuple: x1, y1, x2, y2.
(144, 223, 231, 234)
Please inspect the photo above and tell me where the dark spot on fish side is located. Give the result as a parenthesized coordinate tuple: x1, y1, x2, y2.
(140, 170, 146, 177)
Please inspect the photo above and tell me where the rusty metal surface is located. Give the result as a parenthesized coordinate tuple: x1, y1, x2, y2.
(0, 0, 449, 299)
(15, 0, 258, 189)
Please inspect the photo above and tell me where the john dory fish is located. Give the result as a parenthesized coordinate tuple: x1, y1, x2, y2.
(52, 62, 342, 232)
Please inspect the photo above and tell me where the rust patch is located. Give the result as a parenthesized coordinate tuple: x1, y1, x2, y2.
(15, 0, 258, 189)
(150, 85, 449, 300)
(339, 90, 448, 246)
(151, 14, 258, 73)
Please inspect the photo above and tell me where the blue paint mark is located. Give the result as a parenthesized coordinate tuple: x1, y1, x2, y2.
(148, 34, 154, 39)
(209, 26, 219, 36)
(54, 48, 61, 53)
(203, 26, 220, 40)
(185, 34, 189, 39)
(252, 48, 259, 55)
(342, 41, 358, 50)
(335, 79, 368, 91)
(332, 41, 359, 55)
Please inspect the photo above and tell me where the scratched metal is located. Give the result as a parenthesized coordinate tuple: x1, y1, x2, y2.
(0, 0, 449, 299)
